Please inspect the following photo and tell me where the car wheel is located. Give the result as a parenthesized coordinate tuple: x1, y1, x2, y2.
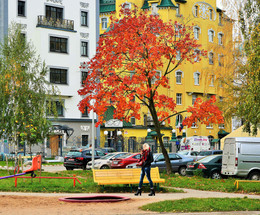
(66, 167, 73, 170)
(248, 171, 260, 180)
(178, 166, 187, 176)
(211, 171, 221, 179)
(83, 165, 87, 170)
(100, 165, 109, 169)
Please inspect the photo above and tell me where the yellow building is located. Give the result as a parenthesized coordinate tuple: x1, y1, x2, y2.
(99, 0, 232, 151)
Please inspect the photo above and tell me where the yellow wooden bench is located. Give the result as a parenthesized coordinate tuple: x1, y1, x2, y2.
(93, 167, 165, 187)
(234, 180, 260, 189)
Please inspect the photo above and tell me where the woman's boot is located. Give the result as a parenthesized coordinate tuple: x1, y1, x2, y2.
(134, 188, 142, 196)
(148, 188, 155, 196)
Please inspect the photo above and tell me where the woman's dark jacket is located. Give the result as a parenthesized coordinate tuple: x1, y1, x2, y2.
(142, 151, 154, 168)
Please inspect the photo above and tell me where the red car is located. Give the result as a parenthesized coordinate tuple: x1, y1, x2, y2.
(111, 153, 141, 169)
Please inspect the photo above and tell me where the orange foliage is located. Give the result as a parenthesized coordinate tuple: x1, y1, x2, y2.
(78, 5, 222, 127)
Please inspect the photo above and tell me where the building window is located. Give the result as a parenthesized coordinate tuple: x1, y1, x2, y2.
(82, 107, 88, 117)
(81, 11, 88, 27)
(219, 14, 222, 25)
(82, 135, 89, 146)
(151, 3, 158, 15)
(194, 5, 198, 17)
(194, 72, 200, 85)
(219, 123, 225, 129)
(131, 117, 136, 126)
(50, 68, 67, 84)
(46, 5, 63, 20)
(194, 50, 200, 62)
(47, 100, 64, 116)
(176, 4, 180, 16)
(218, 33, 223, 45)
(151, 70, 161, 84)
(123, 3, 131, 9)
(50, 36, 68, 53)
(206, 123, 213, 129)
(81, 71, 88, 85)
(208, 30, 214, 42)
(209, 52, 214, 64)
(176, 114, 183, 127)
(210, 75, 214, 86)
(176, 71, 182, 84)
(191, 122, 198, 128)
(81, 41, 88, 57)
(176, 51, 181, 60)
(218, 54, 224, 66)
(192, 94, 197, 105)
(176, 93, 182, 105)
(101, 17, 108, 29)
(209, 9, 213, 20)
(18, 1, 26, 17)
(194, 27, 200, 40)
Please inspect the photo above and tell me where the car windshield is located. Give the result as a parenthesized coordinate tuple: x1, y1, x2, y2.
(117, 153, 132, 159)
(100, 153, 116, 160)
(67, 152, 82, 157)
(197, 155, 217, 163)
(178, 151, 189, 155)
(198, 151, 212, 156)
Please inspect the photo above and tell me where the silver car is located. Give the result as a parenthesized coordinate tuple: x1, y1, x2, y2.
(178, 150, 199, 161)
(87, 152, 128, 169)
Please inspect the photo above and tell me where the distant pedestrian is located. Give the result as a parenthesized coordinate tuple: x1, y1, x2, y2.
(135, 143, 155, 196)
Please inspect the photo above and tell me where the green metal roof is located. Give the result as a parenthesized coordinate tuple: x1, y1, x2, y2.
(211, 139, 220, 143)
(141, 0, 150, 10)
(158, 0, 177, 8)
(100, 0, 116, 13)
(103, 106, 133, 127)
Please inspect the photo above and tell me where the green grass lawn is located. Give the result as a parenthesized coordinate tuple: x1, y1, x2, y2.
(0, 168, 259, 194)
(0, 169, 176, 193)
(141, 197, 260, 213)
(161, 173, 260, 194)
(0, 160, 63, 166)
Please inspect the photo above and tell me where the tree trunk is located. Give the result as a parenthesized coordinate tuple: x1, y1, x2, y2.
(149, 101, 173, 174)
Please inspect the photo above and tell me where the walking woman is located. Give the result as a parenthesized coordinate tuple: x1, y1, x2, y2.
(135, 143, 155, 196)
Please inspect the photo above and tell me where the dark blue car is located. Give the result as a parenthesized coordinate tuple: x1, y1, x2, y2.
(151, 153, 194, 176)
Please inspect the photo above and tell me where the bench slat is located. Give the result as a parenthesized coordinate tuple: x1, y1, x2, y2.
(93, 167, 165, 186)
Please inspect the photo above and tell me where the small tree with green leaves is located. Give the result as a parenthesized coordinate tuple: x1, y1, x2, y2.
(0, 23, 59, 153)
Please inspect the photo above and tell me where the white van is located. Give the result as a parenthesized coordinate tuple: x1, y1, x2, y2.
(221, 137, 260, 180)
(180, 136, 210, 152)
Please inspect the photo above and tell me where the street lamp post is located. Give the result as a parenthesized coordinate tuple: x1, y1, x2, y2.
(170, 129, 177, 152)
(117, 130, 122, 152)
(104, 130, 108, 147)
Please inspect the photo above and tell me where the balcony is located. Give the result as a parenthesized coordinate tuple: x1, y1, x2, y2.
(37, 15, 75, 32)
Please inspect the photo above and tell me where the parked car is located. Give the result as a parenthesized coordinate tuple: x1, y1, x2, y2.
(151, 153, 193, 176)
(178, 150, 199, 161)
(64, 149, 105, 170)
(87, 152, 128, 169)
(221, 137, 260, 180)
(111, 153, 141, 169)
(101, 147, 117, 155)
(186, 154, 223, 179)
(196, 150, 223, 160)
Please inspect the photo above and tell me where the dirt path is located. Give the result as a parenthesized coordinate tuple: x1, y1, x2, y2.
(0, 189, 259, 215)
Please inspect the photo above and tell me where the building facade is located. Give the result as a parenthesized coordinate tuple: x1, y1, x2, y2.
(0, 0, 99, 156)
(99, 0, 232, 151)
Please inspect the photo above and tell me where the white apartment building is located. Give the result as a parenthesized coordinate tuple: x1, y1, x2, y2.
(0, 0, 99, 157)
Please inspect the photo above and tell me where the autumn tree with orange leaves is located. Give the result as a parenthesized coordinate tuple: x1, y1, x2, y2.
(78, 6, 224, 173)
